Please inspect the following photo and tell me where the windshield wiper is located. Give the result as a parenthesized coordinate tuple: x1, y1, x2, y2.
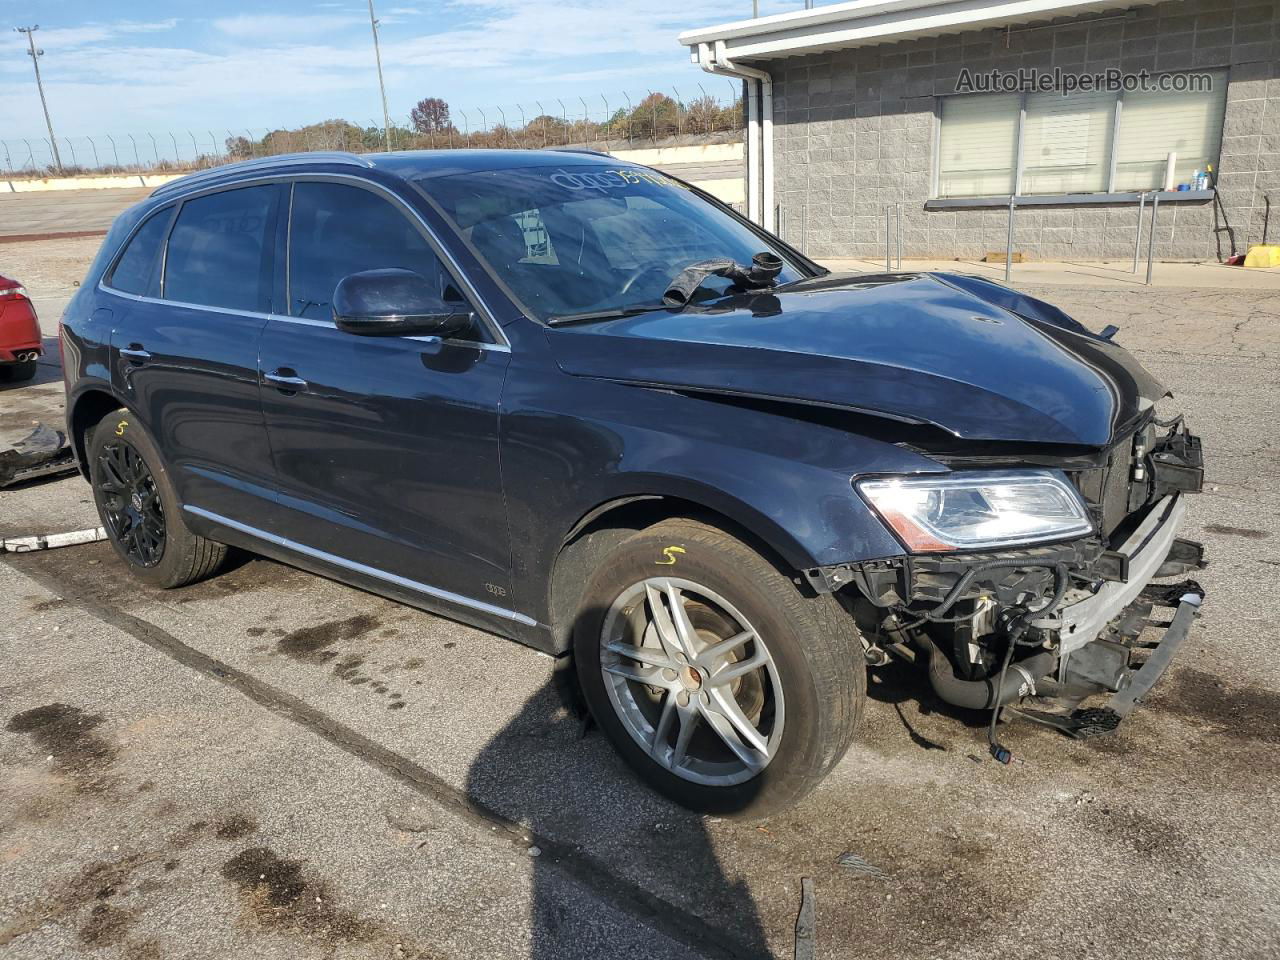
(663, 251, 784, 308)
(546, 303, 668, 327)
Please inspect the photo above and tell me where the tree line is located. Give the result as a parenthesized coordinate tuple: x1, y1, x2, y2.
(225, 93, 742, 159)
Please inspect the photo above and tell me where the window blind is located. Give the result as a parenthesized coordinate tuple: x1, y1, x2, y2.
(1112, 70, 1228, 191)
(1020, 90, 1116, 195)
(935, 71, 1229, 198)
(937, 93, 1020, 198)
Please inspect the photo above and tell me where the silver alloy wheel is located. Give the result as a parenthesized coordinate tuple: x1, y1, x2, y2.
(599, 576, 785, 787)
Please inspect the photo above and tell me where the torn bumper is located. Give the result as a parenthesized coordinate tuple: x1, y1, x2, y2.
(1015, 493, 1207, 736)
(1045, 494, 1190, 658)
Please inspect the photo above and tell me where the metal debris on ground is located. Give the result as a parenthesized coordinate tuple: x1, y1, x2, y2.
(0, 527, 107, 554)
(836, 852, 888, 878)
(794, 876, 815, 960)
(0, 423, 78, 487)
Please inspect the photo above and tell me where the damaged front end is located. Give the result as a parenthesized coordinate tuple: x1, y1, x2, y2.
(822, 415, 1207, 747)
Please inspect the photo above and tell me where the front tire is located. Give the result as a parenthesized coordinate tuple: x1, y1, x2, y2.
(574, 519, 865, 818)
(87, 408, 227, 588)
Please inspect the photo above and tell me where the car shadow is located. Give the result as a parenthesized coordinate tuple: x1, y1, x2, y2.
(464, 605, 774, 959)
(866, 655, 994, 741)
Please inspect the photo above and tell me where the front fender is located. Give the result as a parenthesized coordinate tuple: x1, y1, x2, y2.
(501, 354, 945, 624)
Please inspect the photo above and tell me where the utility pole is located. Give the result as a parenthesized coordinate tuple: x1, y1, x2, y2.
(16, 25, 62, 172)
(366, 0, 392, 152)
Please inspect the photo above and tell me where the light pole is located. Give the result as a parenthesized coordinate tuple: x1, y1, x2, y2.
(366, 0, 392, 152)
(16, 26, 62, 172)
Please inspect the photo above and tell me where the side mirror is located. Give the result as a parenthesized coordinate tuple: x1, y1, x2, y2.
(333, 268, 473, 338)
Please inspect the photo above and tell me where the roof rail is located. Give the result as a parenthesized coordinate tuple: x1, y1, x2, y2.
(547, 147, 614, 158)
(150, 151, 376, 199)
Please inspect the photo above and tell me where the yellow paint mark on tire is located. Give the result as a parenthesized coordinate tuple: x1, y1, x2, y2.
(655, 546, 686, 566)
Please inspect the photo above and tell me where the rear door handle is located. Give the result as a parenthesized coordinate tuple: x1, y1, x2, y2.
(264, 369, 308, 392)
(120, 345, 151, 362)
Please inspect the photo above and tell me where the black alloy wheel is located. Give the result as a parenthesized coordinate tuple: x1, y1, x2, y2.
(96, 437, 166, 567)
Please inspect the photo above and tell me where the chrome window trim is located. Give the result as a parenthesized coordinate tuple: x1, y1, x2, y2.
(95, 284, 511, 353)
(106, 170, 510, 349)
(184, 505, 538, 627)
(268, 311, 510, 352)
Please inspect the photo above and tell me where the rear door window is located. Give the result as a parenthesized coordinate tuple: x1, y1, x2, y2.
(108, 209, 173, 296)
(288, 181, 461, 322)
(164, 186, 279, 313)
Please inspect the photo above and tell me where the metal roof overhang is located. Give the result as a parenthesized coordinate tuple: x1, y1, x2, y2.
(679, 0, 1154, 63)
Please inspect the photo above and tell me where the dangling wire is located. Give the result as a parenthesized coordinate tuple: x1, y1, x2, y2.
(987, 563, 1069, 764)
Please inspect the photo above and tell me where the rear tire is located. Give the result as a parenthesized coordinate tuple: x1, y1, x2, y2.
(574, 518, 864, 819)
(0, 359, 38, 382)
(87, 408, 227, 588)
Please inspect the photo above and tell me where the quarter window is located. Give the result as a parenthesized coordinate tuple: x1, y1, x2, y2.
(288, 182, 458, 321)
(164, 186, 278, 312)
(108, 209, 172, 296)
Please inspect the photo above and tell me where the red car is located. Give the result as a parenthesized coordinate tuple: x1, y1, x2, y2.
(0, 274, 42, 382)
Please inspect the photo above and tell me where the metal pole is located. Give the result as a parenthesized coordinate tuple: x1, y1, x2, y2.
(128, 134, 140, 168)
(16, 27, 62, 172)
(1005, 194, 1016, 283)
(1132, 192, 1146, 273)
(885, 206, 892, 272)
(896, 201, 903, 269)
(88, 136, 100, 169)
(107, 134, 119, 168)
(367, 0, 392, 151)
(1145, 194, 1160, 286)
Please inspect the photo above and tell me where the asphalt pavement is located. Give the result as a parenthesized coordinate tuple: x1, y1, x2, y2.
(2, 241, 1280, 960)
(0, 188, 152, 240)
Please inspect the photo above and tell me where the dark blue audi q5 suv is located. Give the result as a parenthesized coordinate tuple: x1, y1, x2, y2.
(62, 149, 1205, 815)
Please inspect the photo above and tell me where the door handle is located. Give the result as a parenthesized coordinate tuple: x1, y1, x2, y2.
(264, 369, 308, 391)
(120, 345, 151, 362)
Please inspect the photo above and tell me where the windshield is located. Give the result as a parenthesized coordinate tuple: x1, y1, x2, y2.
(415, 163, 807, 321)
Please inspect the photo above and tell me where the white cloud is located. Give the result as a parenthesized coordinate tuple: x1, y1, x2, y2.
(212, 14, 364, 38)
(2, 0, 738, 139)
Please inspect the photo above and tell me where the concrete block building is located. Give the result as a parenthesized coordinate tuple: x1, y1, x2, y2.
(680, 0, 1279, 261)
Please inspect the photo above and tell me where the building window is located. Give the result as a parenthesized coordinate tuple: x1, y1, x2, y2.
(935, 70, 1227, 199)
(937, 93, 1020, 198)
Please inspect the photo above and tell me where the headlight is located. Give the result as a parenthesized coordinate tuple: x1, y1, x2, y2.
(857, 470, 1093, 552)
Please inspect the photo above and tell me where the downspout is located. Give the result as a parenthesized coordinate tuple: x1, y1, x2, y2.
(697, 41, 774, 233)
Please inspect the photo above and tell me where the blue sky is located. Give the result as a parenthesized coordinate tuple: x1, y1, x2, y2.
(0, 1, 795, 143)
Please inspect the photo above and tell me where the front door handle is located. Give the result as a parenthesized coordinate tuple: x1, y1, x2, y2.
(264, 369, 308, 392)
(120, 345, 151, 362)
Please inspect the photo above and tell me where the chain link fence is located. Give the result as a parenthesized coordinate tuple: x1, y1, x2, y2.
(2, 83, 744, 179)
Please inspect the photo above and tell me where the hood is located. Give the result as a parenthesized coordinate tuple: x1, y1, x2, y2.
(547, 272, 1165, 448)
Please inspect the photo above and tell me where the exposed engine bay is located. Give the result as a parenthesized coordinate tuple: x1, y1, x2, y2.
(820, 414, 1207, 758)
